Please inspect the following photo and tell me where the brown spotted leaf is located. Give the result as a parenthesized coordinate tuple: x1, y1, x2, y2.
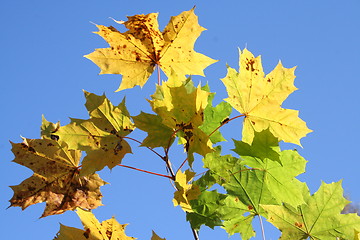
(85, 8, 217, 91)
(9, 138, 106, 218)
(221, 49, 312, 146)
(149, 72, 212, 165)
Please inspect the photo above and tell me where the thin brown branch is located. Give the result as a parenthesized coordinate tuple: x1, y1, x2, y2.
(176, 157, 188, 174)
(118, 164, 173, 179)
(123, 136, 164, 160)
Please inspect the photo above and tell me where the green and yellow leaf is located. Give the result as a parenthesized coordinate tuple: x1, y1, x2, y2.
(173, 170, 201, 212)
(149, 73, 212, 165)
(262, 181, 360, 240)
(221, 48, 312, 145)
(54, 91, 134, 175)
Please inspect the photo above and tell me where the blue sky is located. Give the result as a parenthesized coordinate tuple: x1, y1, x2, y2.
(1, 0, 360, 239)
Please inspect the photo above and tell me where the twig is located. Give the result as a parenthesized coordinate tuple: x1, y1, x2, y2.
(123, 136, 163, 159)
(118, 164, 172, 179)
(208, 114, 245, 137)
(176, 157, 188, 173)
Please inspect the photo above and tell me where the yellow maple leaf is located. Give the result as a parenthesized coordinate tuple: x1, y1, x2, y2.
(9, 138, 106, 217)
(149, 72, 212, 165)
(85, 8, 217, 91)
(173, 170, 201, 212)
(54, 208, 135, 240)
(221, 49, 312, 145)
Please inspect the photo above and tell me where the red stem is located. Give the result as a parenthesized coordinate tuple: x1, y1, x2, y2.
(123, 136, 164, 160)
(176, 157, 188, 173)
(118, 164, 173, 179)
(208, 114, 245, 137)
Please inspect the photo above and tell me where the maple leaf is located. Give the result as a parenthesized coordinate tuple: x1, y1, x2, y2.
(199, 84, 232, 143)
(262, 181, 360, 240)
(187, 190, 226, 230)
(221, 48, 312, 145)
(54, 91, 134, 175)
(85, 8, 217, 91)
(173, 170, 201, 212)
(148, 72, 212, 165)
(41, 115, 60, 140)
(232, 129, 307, 207)
(132, 111, 174, 149)
(151, 231, 166, 240)
(54, 208, 135, 240)
(200, 131, 307, 239)
(9, 138, 106, 218)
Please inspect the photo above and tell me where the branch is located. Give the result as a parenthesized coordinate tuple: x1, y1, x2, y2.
(118, 164, 173, 179)
(123, 136, 164, 159)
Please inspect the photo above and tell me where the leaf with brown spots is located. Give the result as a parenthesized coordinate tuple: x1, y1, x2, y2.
(85, 8, 217, 91)
(221, 48, 312, 146)
(54, 208, 135, 240)
(54, 91, 134, 176)
(149, 72, 212, 165)
(9, 138, 106, 218)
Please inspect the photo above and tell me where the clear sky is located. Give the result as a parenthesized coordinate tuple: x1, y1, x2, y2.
(1, 0, 360, 239)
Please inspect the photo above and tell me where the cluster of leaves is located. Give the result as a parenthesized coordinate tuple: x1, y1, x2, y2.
(8, 8, 360, 240)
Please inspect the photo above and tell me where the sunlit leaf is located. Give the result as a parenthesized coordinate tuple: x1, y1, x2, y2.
(85, 8, 217, 91)
(221, 48, 312, 145)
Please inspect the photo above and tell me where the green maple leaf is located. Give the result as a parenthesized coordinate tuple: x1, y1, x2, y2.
(132, 111, 174, 149)
(221, 48, 312, 146)
(262, 181, 360, 240)
(200, 130, 307, 239)
(187, 190, 226, 230)
(54, 91, 134, 175)
(199, 84, 232, 144)
(233, 129, 307, 207)
(85, 8, 217, 91)
(149, 72, 212, 165)
(200, 146, 275, 239)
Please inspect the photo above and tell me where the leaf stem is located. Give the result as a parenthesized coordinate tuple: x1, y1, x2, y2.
(208, 114, 245, 137)
(191, 227, 200, 240)
(123, 136, 163, 159)
(163, 155, 176, 180)
(118, 164, 173, 179)
(258, 215, 266, 240)
(156, 64, 161, 85)
(176, 157, 188, 173)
